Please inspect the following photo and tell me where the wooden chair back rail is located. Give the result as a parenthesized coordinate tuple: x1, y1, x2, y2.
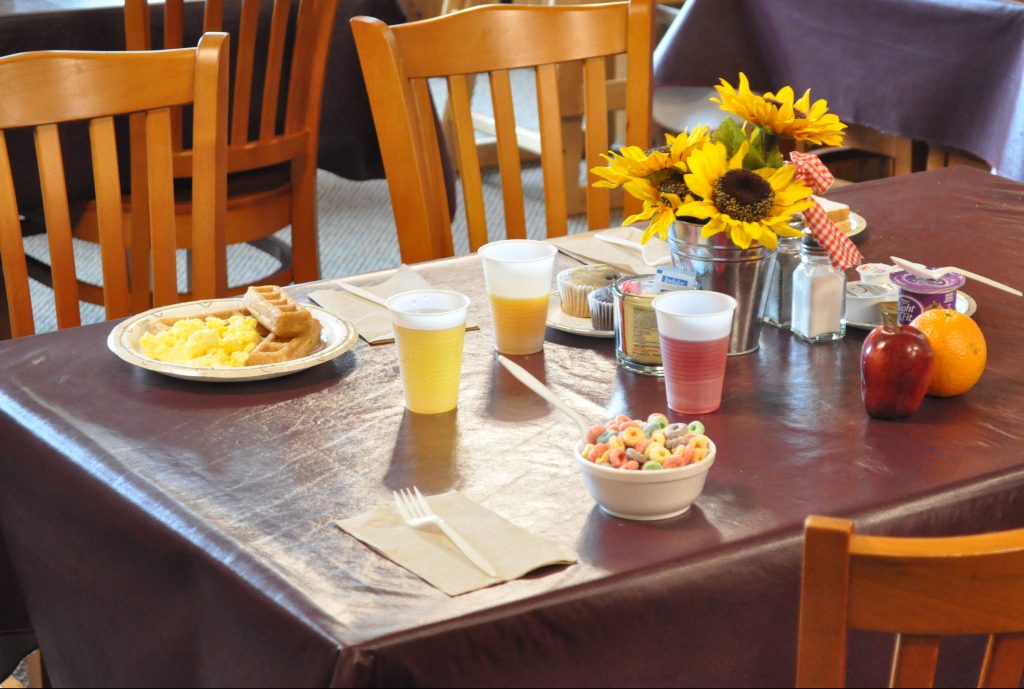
(0, 35, 228, 338)
(351, 0, 652, 264)
(797, 516, 1024, 689)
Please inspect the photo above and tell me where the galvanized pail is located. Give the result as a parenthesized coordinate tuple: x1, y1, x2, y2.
(668, 221, 775, 355)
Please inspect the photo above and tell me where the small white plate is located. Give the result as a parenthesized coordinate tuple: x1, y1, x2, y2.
(847, 212, 867, 240)
(546, 293, 614, 339)
(846, 290, 977, 330)
(107, 297, 358, 382)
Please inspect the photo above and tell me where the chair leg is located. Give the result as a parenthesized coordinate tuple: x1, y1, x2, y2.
(289, 156, 320, 283)
(0, 269, 11, 340)
(25, 652, 48, 689)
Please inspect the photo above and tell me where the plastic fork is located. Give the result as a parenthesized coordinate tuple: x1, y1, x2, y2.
(890, 256, 1022, 297)
(393, 487, 498, 577)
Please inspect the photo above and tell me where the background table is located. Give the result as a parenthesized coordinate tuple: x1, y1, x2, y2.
(654, 0, 1024, 182)
(2, 166, 1024, 686)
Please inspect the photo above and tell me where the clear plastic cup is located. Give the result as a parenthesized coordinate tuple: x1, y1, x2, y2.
(652, 291, 737, 414)
(387, 289, 471, 414)
(478, 240, 557, 355)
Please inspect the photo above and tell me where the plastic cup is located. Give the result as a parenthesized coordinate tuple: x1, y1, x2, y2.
(479, 240, 557, 355)
(387, 289, 470, 414)
(652, 291, 737, 414)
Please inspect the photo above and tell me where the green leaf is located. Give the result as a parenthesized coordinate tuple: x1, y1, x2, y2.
(743, 145, 767, 170)
(714, 118, 745, 158)
(766, 147, 785, 169)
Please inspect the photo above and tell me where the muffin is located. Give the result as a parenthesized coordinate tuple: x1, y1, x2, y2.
(588, 286, 614, 331)
(557, 264, 621, 318)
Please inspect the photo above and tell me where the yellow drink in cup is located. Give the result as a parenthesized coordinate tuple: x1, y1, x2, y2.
(479, 240, 558, 355)
(387, 290, 471, 414)
(488, 294, 550, 355)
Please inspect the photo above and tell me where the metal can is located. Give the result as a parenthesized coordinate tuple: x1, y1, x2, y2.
(612, 276, 663, 376)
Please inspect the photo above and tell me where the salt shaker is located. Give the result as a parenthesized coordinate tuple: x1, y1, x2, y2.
(791, 234, 846, 343)
(762, 216, 806, 329)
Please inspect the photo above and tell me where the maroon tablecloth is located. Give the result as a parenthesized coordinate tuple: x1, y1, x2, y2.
(0, 0, 406, 216)
(2, 167, 1024, 686)
(654, 0, 1024, 182)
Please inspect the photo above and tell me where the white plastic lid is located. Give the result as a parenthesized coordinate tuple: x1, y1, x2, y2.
(857, 263, 896, 285)
(386, 289, 470, 331)
(479, 240, 558, 298)
(651, 290, 737, 341)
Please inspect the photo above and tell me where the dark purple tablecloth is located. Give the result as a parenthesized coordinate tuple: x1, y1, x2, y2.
(654, 0, 1024, 182)
(0, 0, 406, 215)
(2, 167, 1024, 686)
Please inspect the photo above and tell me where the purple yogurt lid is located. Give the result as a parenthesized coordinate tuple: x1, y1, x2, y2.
(890, 270, 966, 294)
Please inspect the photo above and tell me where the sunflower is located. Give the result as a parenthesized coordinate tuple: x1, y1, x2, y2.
(675, 141, 814, 250)
(713, 72, 846, 146)
(590, 126, 711, 190)
(621, 177, 684, 244)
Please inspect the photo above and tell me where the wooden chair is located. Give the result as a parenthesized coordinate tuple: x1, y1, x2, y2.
(66, 0, 337, 312)
(797, 515, 1024, 688)
(351, 0, 654, 264)
(0, 33, 229, 338)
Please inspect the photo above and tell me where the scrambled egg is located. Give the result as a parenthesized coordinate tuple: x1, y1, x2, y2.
(139, 315, 262, 367)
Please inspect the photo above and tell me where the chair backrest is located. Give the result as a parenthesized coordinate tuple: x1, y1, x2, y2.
(351, 0, 654, 264)
(0, 33, 229, 339)
(125, 0, 337, 174)
(797, 516, 1024, 688)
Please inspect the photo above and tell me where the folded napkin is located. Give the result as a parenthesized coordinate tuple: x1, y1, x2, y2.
(546, 227, 670, 276)
(308, 265, 477, 345)
(337, 491, 576, 596)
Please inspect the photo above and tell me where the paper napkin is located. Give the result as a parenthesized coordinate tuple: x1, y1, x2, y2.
(545, 227, 669, 276)
(308, 265, 477, 345)
(337, 491, 576, 596)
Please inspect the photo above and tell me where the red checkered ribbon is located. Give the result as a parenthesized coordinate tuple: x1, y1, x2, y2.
(789, 151, 863, 270)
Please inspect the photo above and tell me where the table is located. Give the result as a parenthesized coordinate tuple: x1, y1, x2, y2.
(653, 0, 1024, 182)
(0, 0, 407, 214)
(2, 166, 1024, 686)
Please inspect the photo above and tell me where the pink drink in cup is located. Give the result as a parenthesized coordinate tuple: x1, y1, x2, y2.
(652, 291, 737, 414)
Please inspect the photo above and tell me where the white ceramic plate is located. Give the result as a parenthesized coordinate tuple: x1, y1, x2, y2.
(847, 212, 867, 240)
(846, 290, 977, 330)
(546, 293, 614, 339)
(107, 297, 358, 382)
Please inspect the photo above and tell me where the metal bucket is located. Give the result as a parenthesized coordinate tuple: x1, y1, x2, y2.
(668, 221, 775, 355)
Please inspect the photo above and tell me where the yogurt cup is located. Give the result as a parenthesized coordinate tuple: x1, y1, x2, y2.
(891, 270, 965, 325)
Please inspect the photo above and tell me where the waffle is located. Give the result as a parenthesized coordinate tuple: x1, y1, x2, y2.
(243, 285, 313, 337)
(247, 318, 323, 365)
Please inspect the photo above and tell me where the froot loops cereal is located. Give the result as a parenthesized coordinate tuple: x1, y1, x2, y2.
(581, 414, 710, 471)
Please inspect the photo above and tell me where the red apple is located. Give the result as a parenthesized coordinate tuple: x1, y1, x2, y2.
(860, 325, 935, 419)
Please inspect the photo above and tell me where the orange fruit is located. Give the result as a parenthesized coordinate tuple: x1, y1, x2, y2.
(909, 309, 987, 397)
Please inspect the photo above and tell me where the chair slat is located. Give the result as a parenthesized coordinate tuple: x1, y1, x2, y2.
(979, 633, 1024, 688)
(535, 63, 567, 237)
(583, 56, 610, 230)
(0, 133, 34, 337)
(489, 69, 526, 239)
(231, 0, 261, 145)
(259, 0, 292, 140)
(623, 0, 652, 220)
(890, 634, 940, 688)
(89, 116, 131, 320)
(203, 0, 224, 32)
(145, 108, 179, 307)
(164, 0, 184, 48)
(447, 74, 488, 252)
(34, 124, 80, 329)
(412, 79, 453, 257)
(797, 516, 853, 688)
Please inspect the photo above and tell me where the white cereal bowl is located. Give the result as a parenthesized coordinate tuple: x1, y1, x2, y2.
(574, 439, 716, 520)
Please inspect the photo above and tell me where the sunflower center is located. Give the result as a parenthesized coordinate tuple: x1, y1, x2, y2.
(657, 171, 689, 200)
(712, 169, 775, 222)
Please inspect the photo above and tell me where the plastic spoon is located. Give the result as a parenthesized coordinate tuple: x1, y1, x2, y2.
(890, 257, 1022, 297)
(497, 355, 590, 439)
(595, 232, 672, 266)
(336, 280, 390, 307)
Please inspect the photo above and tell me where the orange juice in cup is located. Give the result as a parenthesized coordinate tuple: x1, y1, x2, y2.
(479, 240, 557, 355)
(387, 290, 471, 414)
